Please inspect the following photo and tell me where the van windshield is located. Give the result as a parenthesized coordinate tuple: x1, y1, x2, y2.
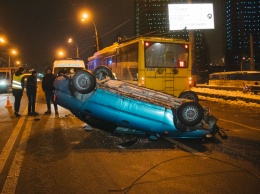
(0, 72, 7, 79)
(54, 67, 85, 76)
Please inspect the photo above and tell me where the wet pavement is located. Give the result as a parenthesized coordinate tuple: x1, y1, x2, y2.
(0, 88, 260, 194)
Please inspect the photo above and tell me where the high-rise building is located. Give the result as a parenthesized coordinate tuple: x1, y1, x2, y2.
(225, 0, 260, 70)
(134, 0, 209, 69)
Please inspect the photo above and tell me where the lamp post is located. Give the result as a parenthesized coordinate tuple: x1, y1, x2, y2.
(81, 13, 100, 51)
(0, 38, 5, 67)
(241, 57, 246, 71)
(68, 38, 79, 58)
(8, 49, 17, 68)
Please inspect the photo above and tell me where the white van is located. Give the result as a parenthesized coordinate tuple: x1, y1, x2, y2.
(53, 59, 85, 76)
(0, 67, 18, 93)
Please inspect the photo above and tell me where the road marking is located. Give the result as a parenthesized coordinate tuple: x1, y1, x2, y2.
(0, 108, 27, 174)
(163, 137, 207, 157)
(1, 116, 33, 193)
(219, 118, 260, 131)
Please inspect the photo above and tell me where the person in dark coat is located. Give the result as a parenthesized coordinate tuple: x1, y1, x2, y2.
(26, 70, 39, 116)
(42, 67, 58, 114)
(12, 66, 25, 117)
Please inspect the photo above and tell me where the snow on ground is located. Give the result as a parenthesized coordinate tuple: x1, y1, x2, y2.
(191, 87, 260, 108)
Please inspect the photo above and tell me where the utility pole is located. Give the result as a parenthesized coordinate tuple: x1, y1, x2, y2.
(187, 0, 195, 67)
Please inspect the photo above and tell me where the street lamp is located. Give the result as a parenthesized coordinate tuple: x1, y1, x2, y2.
(0, 37, 6, 67)
(15, 60, 21, 66)
(68, 38, 79, 58)
(81, 13, 100, 51)
(241, 57, 246, 71)
(0, 37, 5, 43)
(8, 49, 17, 68)
(57, 49, 66, 58)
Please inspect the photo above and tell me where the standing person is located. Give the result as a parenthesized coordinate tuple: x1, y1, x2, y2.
(42, 67, 58, 114)
(12, 66, 25, 117)
(26, 70, 39, 116)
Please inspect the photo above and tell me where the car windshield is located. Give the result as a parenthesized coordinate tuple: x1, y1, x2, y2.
(0, 72, 7, 79)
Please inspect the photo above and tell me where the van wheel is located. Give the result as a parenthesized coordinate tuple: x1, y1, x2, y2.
(177, 101, 204, 126)
(178, 91, 199, 102)
(72, 70, 96, 94)
(93, 66, 113, 80)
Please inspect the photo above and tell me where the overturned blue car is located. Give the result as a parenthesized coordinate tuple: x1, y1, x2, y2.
(54, 66, 218, 139)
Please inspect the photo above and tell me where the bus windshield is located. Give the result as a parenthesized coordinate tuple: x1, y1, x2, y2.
(145, 42, 188, 68)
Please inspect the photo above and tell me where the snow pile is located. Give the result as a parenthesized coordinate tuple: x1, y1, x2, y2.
(192, 87, 260, 108)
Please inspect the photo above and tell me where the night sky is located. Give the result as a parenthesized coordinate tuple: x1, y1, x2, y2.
(0, 0, 135, 72)
(0, 0, 222, 72)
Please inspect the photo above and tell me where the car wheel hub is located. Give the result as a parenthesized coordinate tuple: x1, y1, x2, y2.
(77, 75, 91, 89)
(183, 107, 198, 121)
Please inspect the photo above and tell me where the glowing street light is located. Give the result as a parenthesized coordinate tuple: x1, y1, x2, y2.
(16, 60, 21, 66)
(59, 51, 64, 57)
(11, 49, 17, 55)
(81, 12, 100, 51)
(0, 37, 5, 43)
(8, 49, 18, 68)
(68, 38, 79, 58)
(57, 49, 66, 58)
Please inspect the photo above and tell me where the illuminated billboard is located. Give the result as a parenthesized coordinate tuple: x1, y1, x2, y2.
(168, 4, 214, 30)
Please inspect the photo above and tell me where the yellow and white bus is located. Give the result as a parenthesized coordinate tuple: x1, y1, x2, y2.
(87, 37, 198, 101)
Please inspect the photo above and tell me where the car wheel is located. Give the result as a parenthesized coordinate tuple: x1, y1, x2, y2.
(178, 91, 199, 102)
(93, 66, 113, 80)
(72, 70, 96, 94)
(177, 101, 204, 126)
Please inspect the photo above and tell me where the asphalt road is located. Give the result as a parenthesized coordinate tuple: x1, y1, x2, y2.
(0, 88, 259, 194)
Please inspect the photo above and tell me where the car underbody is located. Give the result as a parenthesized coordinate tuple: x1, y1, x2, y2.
(54, 67, 218, 139)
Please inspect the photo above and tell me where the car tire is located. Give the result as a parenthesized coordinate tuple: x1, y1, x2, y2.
(93, 66, 114, 80)
(177, 101, 204, 126)
(72, 70, 96, 94)
(178, 91, 199, 102)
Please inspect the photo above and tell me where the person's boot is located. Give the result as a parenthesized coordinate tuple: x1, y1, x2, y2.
(55, 109, 58, 114)
(15, 112, 21, 117)
(45, 110, 51, 114)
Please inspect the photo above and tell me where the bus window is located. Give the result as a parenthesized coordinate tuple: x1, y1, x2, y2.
(116, 42, 138, 81)
(145, 42, 188, 68)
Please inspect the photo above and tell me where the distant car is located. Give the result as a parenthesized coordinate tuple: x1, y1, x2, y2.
(0, 68, 31, 93)
(54, 66, 218, 139)
(0, 67, 18, 93)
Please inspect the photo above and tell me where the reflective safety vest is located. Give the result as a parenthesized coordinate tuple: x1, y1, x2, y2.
(12, 74, 23, 90)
